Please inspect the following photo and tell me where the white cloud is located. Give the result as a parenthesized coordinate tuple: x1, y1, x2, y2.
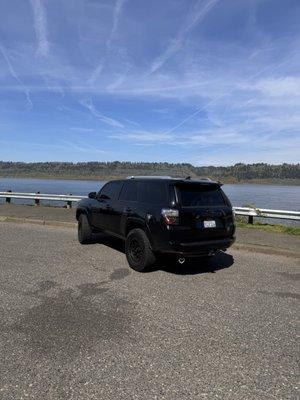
(88, 0, 127, 85)
(69, 127, 94, 132)
(247, 76, 300, 97)
(182, 130, 247, 145)
(251, 114, 300, 131)
(30, 0, 49, 57)
(110, 131, 173, 142)
(87, 63, 104, 86)
(60, 140, 107, 154)
(149, 0, 219, 74)
(108, 0, 127, 47)
(190, 137, 300, 166)
(80, 99, 124, 128)
(0, 45, 32, 109)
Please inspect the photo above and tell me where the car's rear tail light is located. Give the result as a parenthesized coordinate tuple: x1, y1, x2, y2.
(161, 208, 179, 225)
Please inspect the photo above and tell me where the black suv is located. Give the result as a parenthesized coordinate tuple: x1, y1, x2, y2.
(76, 176, 235, 271)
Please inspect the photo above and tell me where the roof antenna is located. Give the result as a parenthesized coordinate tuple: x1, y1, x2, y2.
(185, 176, 191, 180)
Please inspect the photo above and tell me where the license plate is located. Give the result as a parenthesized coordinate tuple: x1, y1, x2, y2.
(204, 220, 216, 228)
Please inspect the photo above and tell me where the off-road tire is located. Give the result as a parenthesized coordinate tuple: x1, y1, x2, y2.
(78, 213, 93, 244)
(125, 228, 156, 272)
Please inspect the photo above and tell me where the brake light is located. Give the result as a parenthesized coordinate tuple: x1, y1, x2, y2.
(161, 208, 179, 225)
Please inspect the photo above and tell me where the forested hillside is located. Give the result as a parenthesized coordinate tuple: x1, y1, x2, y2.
(0, 161, 299, 183)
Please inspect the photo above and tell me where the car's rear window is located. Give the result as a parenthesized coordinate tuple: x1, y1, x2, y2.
(176, 184, 226, 207)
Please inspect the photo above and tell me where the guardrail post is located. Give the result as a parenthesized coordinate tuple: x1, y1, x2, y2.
(6, 190, 12, 204)
(35, 191, 40, 206)
(248, 215, 254, 224)
(67, 194, 72, 209)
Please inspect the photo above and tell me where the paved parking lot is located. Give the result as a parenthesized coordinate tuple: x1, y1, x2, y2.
(0, 222, 299, 399)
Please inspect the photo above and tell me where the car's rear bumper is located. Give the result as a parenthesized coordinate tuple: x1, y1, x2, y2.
(154, 236, 235, 257)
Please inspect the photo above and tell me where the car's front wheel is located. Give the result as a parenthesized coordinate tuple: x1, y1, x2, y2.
(125, 228, 156, 272)
(78, 213, 93, 244)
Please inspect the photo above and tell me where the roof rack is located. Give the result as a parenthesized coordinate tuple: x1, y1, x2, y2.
(126, 175, 173, 179)
(185, 176, 212, 181)
(126, 175, 214, 182)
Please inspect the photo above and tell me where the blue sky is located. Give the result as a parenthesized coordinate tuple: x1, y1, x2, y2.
(0, 0, 299, 165)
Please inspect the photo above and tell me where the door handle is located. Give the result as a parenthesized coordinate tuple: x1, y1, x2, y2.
(105, 204, 111, 209)
(124, 207, 132, 213)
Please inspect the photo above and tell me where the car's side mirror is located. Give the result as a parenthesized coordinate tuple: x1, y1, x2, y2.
(88, 191, 97, 199)
(98, 193, 110, 200)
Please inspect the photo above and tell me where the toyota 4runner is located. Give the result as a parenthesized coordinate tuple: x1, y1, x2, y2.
(76, 176, 235, 271)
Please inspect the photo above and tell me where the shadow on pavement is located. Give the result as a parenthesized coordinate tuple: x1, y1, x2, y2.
(93, 233, 125, 252)
(155, 251, 234, 275)
(92, 233, 234, 275)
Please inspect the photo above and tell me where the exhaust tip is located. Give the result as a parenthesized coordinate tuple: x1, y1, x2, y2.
(178, 257, 185, 264)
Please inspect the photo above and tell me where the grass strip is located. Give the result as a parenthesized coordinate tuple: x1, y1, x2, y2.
(236, 220, 300, 236)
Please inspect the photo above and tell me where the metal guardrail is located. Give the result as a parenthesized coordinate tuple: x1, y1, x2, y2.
(234, 206, 300, 223)
(0, 191, 85, 208)
(0, 191, 299, 221)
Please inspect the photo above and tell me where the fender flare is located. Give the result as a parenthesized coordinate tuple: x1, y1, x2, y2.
(76, 207, 92, 225)
(124, 217, 153, 246)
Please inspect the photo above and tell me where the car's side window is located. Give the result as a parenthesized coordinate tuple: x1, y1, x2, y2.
(99, 181, 123, 200)
(139, 182, 166, 204)
(119, 181, 138, 201)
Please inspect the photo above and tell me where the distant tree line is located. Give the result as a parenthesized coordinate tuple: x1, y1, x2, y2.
(0, 161, 299, 182)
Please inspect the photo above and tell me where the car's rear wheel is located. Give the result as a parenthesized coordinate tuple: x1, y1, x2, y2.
(125, 228, 156, 272)
(78, 213, 93, 244)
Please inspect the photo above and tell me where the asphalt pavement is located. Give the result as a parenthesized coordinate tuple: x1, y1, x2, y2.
(0, 222, 299, 399)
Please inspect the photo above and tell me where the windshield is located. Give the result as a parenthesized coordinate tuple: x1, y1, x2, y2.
(176, 184, 226, 207)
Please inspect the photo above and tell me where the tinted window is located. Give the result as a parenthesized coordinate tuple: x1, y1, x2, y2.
(119, 181, 138, 201)
(139, 182, 166, 204)
(100, 181, 123, 200)
(176, 184, 225, 207)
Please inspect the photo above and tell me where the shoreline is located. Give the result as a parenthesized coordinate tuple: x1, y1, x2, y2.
(1, 175, 299, 186)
